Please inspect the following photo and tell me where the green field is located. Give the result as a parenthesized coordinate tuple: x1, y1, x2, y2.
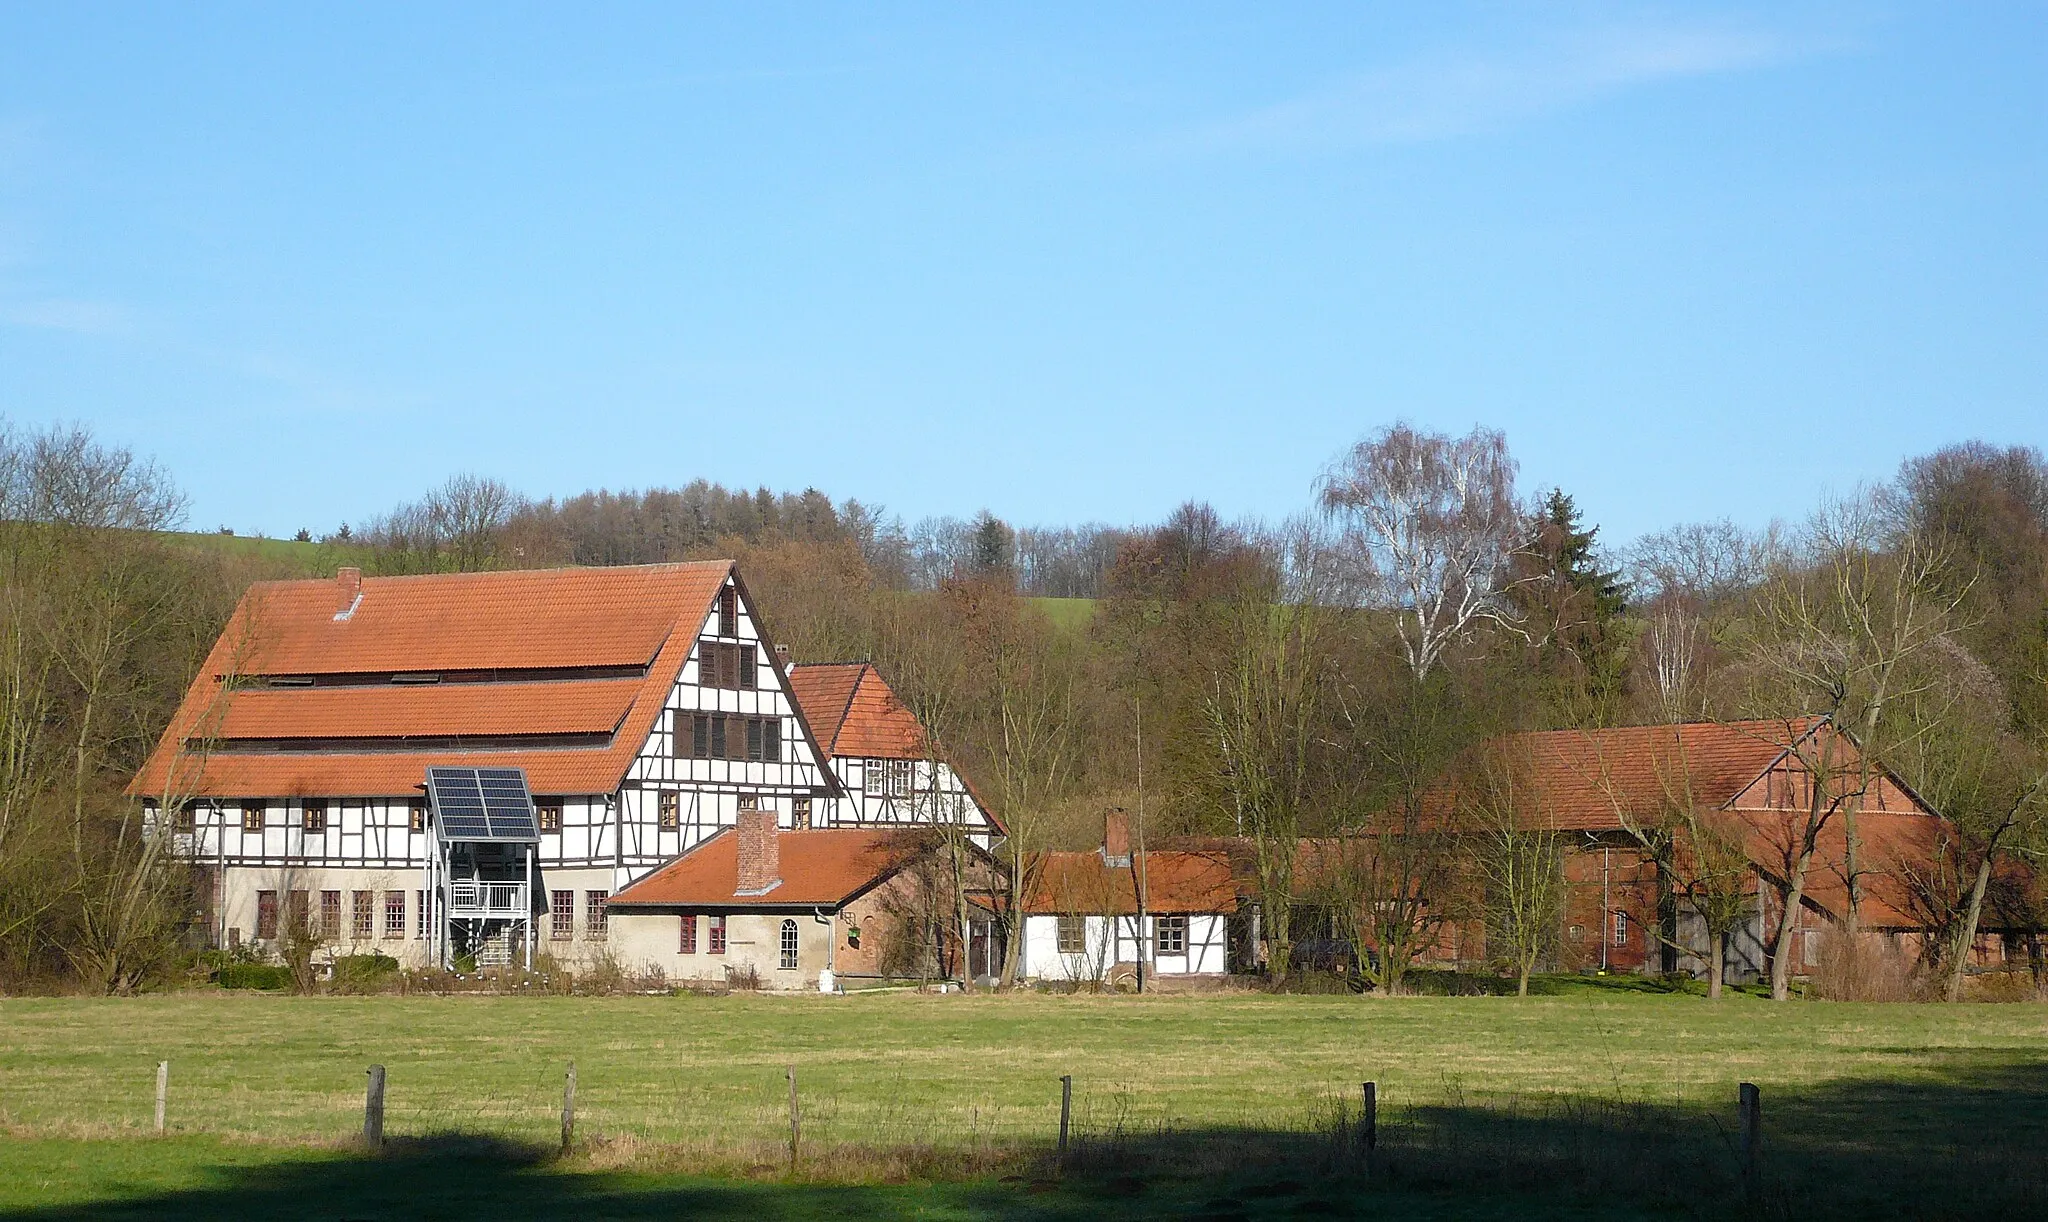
(2, 989, 2045, 1219)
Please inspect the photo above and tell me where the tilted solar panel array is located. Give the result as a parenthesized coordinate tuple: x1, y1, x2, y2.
(425, 766, 540, 842)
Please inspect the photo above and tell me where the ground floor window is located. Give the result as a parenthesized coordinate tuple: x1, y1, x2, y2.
(256, 890, 278, 940)
(586, 890, 609, 938)
(416, 890, 430, 939)
(550, 890, 574, 940)
(351, 891, 375, 939)
(384, 891, 406, 938)
(1613, 910, 1629, 947)
(680, 913, 697, 954)
(1155, 914, 1187, 956)
(1056, 915, 1086, 955)
(320, 890, 341, 937)
(708, 914, 727, 955)
(779, 918, 799, 970)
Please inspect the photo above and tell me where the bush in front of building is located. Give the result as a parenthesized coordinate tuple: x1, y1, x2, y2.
(216, 961, 294, 990)
(331, 953, 401, 993)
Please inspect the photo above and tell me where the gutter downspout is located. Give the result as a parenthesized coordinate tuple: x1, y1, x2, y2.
(1602, 844, 1611, 973)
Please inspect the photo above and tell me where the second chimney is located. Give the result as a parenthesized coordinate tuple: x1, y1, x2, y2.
(333, 567, 363, 619)
(1103, 808, 1132, 867)
(735, 808, 781, 894)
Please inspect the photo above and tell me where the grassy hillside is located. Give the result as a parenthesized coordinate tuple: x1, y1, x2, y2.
(161, 530, 370, 575)
(2, 990, 2044, 1217)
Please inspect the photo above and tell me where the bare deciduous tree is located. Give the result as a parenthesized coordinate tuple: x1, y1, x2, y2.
(1319, 424, 1528, 679)
(1463, 745, 1567, 996)
(1189, 527, 1336, 983)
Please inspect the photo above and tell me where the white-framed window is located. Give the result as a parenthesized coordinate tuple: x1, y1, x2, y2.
(779, 918, 799, 970)
(1613, 910, 1629, 947)
(1155, 915, 1187, 956)
(864, 760, 914, 797)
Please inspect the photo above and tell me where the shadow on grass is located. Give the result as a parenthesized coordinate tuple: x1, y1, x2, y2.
(8, 1057, 2048, 1221)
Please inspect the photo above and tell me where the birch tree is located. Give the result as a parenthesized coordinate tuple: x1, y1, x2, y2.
(1319, 424, 1528, 679)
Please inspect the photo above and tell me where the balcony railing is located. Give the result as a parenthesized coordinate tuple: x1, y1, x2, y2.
(448, 881, 530, 918)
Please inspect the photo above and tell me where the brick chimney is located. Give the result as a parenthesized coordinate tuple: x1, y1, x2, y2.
(333, 567, 363, 621)
(735, 808, 781, 894)
(1102, 809, 1132, 868)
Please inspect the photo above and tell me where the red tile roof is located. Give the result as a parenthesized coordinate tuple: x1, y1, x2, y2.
(213, 679, 642, 740)
(608, 827, 916, 909)
(786, 662, 928, 759)
(1023, 849, 1239, 915)
(130, 563, 734, 800)
(1480, 718, 1831, 832)
(1485, 718, 1946, 931)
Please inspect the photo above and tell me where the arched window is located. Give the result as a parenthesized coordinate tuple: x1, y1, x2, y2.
(779, 918, 799, 970)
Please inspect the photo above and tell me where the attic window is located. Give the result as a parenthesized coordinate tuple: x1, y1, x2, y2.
(717, 586, 738, 637)
(266, 676, 314, 688)
(391, 673, 442, 685)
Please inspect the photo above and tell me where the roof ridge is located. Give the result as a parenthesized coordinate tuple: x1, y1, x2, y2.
(827, 664, 868, 756)
(344, 560, 735, 586)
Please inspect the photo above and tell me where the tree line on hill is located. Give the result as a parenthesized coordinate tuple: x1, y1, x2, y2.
(3, 412, 2046, 996)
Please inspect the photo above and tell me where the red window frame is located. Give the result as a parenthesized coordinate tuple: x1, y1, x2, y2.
(708, 914, 726, 955)
(550, 890, 574, 940)
(679, 913, 698, 954)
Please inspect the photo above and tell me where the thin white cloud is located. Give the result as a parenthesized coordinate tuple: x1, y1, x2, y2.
(1173, 20, 1806, 155)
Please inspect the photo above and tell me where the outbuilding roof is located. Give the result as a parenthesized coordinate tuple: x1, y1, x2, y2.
(1023, 849, 1239, 916)
(130, 562, 736, 800)
(607, 826, 916, 909)
(1479, 718, 1833, 831)
(785, 662, 928, 759)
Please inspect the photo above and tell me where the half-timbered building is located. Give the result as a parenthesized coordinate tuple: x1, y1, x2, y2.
(1017, 813, 1236, 985)
(130, 562, 838, 968)
(783, 661, 1000, 844)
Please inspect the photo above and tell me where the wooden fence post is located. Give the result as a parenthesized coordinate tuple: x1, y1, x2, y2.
(1739, 1082, 1761, 1201)
(786, 1065, 801, 1172)
(363, 1065, 385, 1150)
(1058, 1074, 1072, 1166)
(154, 1061, 168, 1135)
(561, 1061, 577, 1154)
(1361, 1081, 1377, 1172)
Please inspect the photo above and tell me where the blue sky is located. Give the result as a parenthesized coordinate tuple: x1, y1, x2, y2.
(1, 4, 2042, 543)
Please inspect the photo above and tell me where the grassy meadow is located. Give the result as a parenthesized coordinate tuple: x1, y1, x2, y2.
(3, 988, 2046, 1218)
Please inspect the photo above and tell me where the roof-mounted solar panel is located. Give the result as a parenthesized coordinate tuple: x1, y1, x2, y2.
(425, 766, 541, 843)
